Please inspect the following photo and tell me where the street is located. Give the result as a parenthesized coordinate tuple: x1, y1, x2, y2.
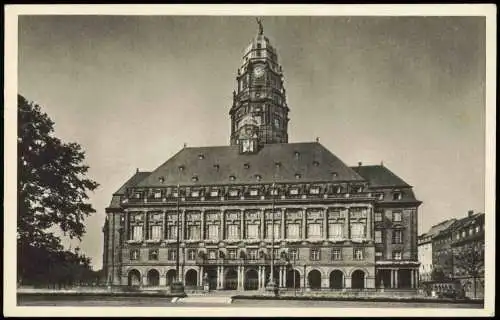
(17, 294, 483, 309)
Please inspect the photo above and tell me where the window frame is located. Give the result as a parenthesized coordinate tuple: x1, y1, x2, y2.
(310, 247, 321, 261)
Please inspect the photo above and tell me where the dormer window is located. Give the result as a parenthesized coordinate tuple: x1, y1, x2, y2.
(250, 189, 259, 196)
(244, 163, 250, 169)
(210, 189, 219, 197)
(255, 174, 262, 181)
(229, 190, 239, 197)
(354, 186, 363, 193)
(134, 192, 142, 199)
(158, 177, 165, 183)
(333, 186, 341, 194)
(309, 187, 320, 195)
(275, 161, 282, 168)
(393, 192, 402, 200)
(178, 165, 185, 172)
(313, 161, 320, 167)
(198, 154, 205, 160)
(378, 193, 385, 200)
(289, 188, 299, 195)
(191, 176, 199, 182)
(191, 190, 200, 197)
(213, 164, 220, 171)
(294, 151, 300, 159)
(153, 190, 162, 199)
(270, 188, 279, 196)
(229, 175, 236, 181)
(295, 173, 301, 179)
(332, 172, 338, 178)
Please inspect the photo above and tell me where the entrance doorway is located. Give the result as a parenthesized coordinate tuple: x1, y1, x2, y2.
(351, 270, 365, 289)
(308, 269, 322, 290)
(244, 269, 259, 290)
(224, 268, 238, 290)
(286, 269, 301, 288)
(329, 270, 343, 289)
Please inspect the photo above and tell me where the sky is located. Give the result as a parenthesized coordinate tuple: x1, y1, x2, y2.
(18, 15, 486, 270)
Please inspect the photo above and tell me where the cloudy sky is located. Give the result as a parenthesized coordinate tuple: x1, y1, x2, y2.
(18, 15, 486, 269)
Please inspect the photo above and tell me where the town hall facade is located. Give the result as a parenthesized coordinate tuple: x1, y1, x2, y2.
(103, 22, 422, 292)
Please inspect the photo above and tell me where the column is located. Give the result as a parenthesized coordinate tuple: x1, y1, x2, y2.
(283, 266, 287, 288)
(160, 272, 166, 286)
(217, 266, 222, 289)
(302, 208, 307, 239)
(323, 207, 328, 240)
(240, 211, 244, 240)
(180, 209, 185, 241)
(346, 206, 351, 239)
(162, 210, 167, 240)
(394, 269, 399, 289)
(143, 210, 148, 241)
(241, 265, 245, 290)
(281, 208, 286, 240)
(260, 210, 265, 240)
(390, 269, 394, 288)
(199, 266, 204, 287)
(220, 266, 225, 290)
(124, 211, 129, 241)
(200, 210, 205, 240)
(366, 206, 372, 240)
(342, 207, 349, 240)
(220, 210, 225, 241)
(410, 269, 414, 288)
(258, 266, 262, 290)
(345, 277, 352, 289)
(279, 267, 283, 287)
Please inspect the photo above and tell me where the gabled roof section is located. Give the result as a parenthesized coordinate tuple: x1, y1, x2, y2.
(351, 165, 411, 188)
(136, 142, 365, 187)
(420, 219, 457, 238)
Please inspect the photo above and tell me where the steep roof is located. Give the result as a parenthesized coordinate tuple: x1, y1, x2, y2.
(107, 171, 151, 209)
(351, 165, 411, 188)
(136, 142, 365, 187)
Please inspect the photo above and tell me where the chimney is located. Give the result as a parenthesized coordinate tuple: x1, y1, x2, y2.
(468, 210, 474, 217)
(358, 162, 362, 167)
(136, 168, 139, 173)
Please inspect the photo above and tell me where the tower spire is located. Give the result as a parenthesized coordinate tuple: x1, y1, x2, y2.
(256, 17, 264, 35)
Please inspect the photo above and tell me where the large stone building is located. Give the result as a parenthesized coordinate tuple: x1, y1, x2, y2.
(417, 210, 485, 299)
(103, 23, 422, 292)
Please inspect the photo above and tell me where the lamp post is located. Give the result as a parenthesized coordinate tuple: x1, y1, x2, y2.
(266, 181, 278, 296)
(171, 183, 185, 294)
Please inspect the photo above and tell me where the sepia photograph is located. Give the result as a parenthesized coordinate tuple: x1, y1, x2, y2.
(4, 4, 496, 317)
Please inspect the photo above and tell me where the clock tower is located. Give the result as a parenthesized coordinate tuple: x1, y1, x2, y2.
(229, 19, 290, 148)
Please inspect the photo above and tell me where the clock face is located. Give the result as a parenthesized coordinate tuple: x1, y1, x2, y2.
(253, 65, 265, 78)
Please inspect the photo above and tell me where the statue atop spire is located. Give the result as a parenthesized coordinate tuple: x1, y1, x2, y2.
(256, 17, 264, 35)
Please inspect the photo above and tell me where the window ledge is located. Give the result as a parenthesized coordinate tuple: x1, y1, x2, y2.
(127, 240, 142, 244)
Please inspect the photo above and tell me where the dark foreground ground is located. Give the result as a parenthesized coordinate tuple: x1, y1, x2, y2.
(17, 294, 483, 309)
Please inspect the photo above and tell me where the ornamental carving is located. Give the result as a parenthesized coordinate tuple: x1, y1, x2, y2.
(186, 212, 201, 221)
(285, 210, 302, 220)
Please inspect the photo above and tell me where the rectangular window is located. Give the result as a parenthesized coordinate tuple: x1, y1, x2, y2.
(130, 249, 140, 260)
(149, 225, 162, 240)
(289, 248, 299, 261)
(393, 211, 402, 222)
(167, 249, 177, 261)
(328, 223, 344, 240)
(469, 228, 473, 236)
(191, 191, 200, 197)
(309, 187, 320, 195)
(331, 248, 342, 261)
(246, 224, 259, 239)
(350, 223, 365, 241)
(187, 249, 196, 261)
(290, 188, 299, 195)
(167, 225, 178, 240)
(153, 191, 162, 199)
(266, 223, 281, 239)
(392, 230, 403, 244)
(375, 251, 383, 258)
(210, 190, 219, 197)
(149, 249, 159, 260)
(353, 248, 364, 260)
(207, 224, 219, 240)
(248, 249, 258, 260)
(475, 225, 480, 233)
(187, 225, 200, 240)
(229, 190, 239, 197)
(307, 223, 322, 239)
(132, 225, 143, 241)
(286, 223, 300, 239)
(249, 189, 258, 196)
(228, 249, 237, 260)
(375, 230, 383, 244)
(392, 251, 402, 260)
(208, 250, 217, 260)
(227, 224, 240, 240)
(310, 248, 321, 261)
(375, 212, 383, 222)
